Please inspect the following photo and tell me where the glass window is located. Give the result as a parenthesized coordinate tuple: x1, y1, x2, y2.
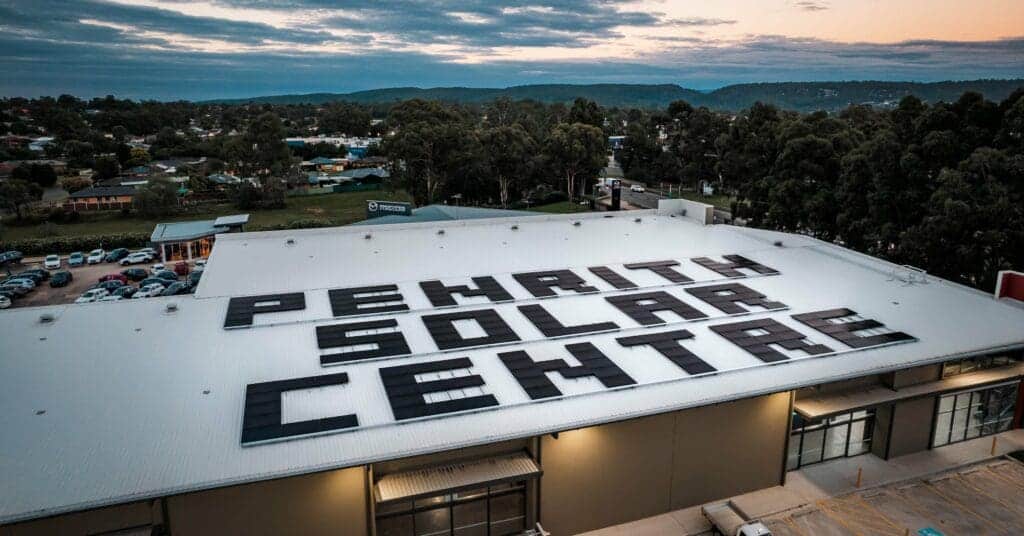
(943, 355, 1022, 378)
(788, 409, 875, 470)
(375, 479, 529, 536)
(932, 382, 1020, 447)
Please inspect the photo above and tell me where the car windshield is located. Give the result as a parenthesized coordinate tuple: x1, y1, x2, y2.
(46, 255, 58, 260)
(90, 250, 102, 255)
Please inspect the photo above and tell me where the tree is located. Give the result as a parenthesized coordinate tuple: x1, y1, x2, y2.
(93, 156, 120, 181)
(12, 163, 58, 188)
(479, 125, 535, 208)
(133, 177, 179, 218)
(568, 98, 603, 129)
(59, 175, 93, 194)
(0, 180, 43, 220)
(544, 123, 607, 201)
(319, 103, 372, 136)
(125, 147, 151, 168)
(242, 112, 293, 179)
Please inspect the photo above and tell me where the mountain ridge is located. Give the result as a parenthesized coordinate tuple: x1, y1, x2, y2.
(203, 79, 1024, 111)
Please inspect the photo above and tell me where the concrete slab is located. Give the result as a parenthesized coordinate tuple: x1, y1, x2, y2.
(960, 466, 1024, 514)
(928, 474, 1024, 532)
(787, 508, 857, 536)
(893, 481, 996, 534)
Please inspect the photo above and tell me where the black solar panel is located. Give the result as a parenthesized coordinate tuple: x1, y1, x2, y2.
(498, 342, 636, 400)
(709, 318, 832, 362)
(588, 266, 637, 289)
(512, 269, 599, 298)
(518, 304, 618, 337)
(616, 329, 716, 375)
(685, 282, 786, 314)
(316, 319, 412, 365)
(691, 255, 779, 278)
(422, 309, 521, 350)
(605, 291, 708, 325)
(791, 308, 915, 348)
(379, 358, 499, 420)
(623, 260, 693, 283)
(328, 284, 409, 317)
(241, 373, 358, 445)
(419, 276, 514, 307)
(224, 292, 306, 329)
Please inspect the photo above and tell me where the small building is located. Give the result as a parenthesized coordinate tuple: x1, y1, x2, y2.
(150, 214, 249, 262)
(64, 185, 136, 211)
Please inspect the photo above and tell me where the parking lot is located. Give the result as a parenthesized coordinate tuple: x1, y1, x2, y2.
(2, 255, 201, 308)
(763, 457, 1024, 536)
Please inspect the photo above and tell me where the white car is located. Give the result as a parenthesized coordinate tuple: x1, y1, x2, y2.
(0, 295, 11, 309)
(43, 254, 61, 269)
(193, 259, 207, 268)
(135, 247, 158, 257)
(133, 283, 166, 298)
(75, 288, 110, 303)
(150, 263, 166, 274)
(3, 278, 35, 289)
(86, 249, 105, 264)
(99, 294, 124, 302)
(120, 252, 153, 266)
(630, 184, 646, 193)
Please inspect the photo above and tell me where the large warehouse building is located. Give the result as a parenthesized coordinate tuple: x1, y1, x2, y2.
(1, 200, 1023, 536)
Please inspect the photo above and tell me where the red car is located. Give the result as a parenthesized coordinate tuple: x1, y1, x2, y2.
(173, 261, 190, 276)
(98, 273, 128, 284)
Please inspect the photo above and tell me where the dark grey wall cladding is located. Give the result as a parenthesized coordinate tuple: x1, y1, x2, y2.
(517, 304, 618, 337)
(241, 373, 358, 444)
(224, 292, 306, 328)
(616, 329, 716, 375)
(498, 342, 636, 400)
(623, 260, 693, 283)
(691, 255, 779, 278)
(792, 308, 915, 348)
(316, 319, 412, 365)
(685, 282, 786, 314)
(605, 290, 708, 325)
(709, 318, 832, 363)
(588, 266, 637, 289)
(379, 358, 498, 420)
(512, 269, 599, 297)
(422, 309, 521, 350)
(328, 284, 409, 317)
(419, 276, 514, 307)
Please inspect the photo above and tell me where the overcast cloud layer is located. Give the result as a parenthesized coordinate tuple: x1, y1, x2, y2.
(0, 0, 1022, 100)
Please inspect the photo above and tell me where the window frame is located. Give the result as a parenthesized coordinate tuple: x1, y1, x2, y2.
(930, 381, 1020, 448)
(787, 409, 875, 470)
(374, 480, 527, 536)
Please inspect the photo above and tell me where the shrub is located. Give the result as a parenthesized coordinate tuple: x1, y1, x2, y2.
(0, 232, 151, 255)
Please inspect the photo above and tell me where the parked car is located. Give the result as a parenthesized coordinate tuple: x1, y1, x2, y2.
(0, 295, 10, 309)
(43, 254, 61, 269)
(139, 277, 168, 288)
(98, 273, 128, 284)
(9, 272, 43, 284)
(154, 270, 179, 282)
(99, 294, 125, 302)
(120, 252, 152, 266)
(112, 286, 138, 298)
(104, 248, 130, 262)
(133, 283, 166, 298)
(68, 251, 85, 267)
(75, 288, 109, 303)
(49, 271, 73, 287)
(0, 289, 17, 301)
(161, 281, 191, 296)
(20, 267, 50, 280)
(0, 285, 29, 298)
(121, 268, 149, 281)
(2, 278, 35, 289)
(173, 261, 190, 276)
(0, 250, 23, 264)
(193, 259, 207, 269)
(630, 184, 646, 192)
(95, 280, 126, 292)
(188, 271, 202, 287)
(150, 263, 166, 274)
(86, 249, 105, 265)
(135, 247, 158, 258)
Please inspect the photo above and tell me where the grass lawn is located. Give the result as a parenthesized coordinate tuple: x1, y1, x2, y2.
(675, 192, 734, 212)
(528, 201, 592, 214)
(2, 190, 412, 241)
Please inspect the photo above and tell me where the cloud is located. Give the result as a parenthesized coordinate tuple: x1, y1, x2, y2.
(793, 1, 829, 11)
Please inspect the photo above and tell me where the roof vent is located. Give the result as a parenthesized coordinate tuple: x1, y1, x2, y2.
(634, 218, 642, 223)
(773, 240, 784, 247)
(165, 302, 179, 314)
(285, 237, 296, 246)
(573, 221, 582, 227)
(511, 225, 519, 231)
(364, 233, 372, 240)
(437, 229, 445, 235)
(38, 313, 55, 324)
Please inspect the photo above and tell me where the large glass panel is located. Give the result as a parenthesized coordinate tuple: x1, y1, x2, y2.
(847, 419, 872, 456)
(415, 506, 451, 536)
(950, 408, 969, 442)
(824, 424, 850, 459)
(489, 492, 525, 536)
(799, 428, 825, 466)
(453, 499, 487, 536)
(933, 408, 952, 447)
(787, 434, 801, 470)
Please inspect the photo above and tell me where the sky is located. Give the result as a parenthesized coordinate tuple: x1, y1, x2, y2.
(1, 0, 1022, 101)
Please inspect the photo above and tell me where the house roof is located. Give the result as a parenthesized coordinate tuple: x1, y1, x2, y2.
(2, 204, 1023, 524)
(151, 220, 222, 242)
(67, 186, 136, 198)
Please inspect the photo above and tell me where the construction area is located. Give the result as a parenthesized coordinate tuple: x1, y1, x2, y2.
(762, 457, 1024, 536)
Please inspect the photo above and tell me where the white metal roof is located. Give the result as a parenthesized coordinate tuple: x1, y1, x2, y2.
(2, 206, 1023, 524)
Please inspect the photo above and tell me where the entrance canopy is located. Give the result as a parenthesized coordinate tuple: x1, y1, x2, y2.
(375, 453, 541, 504)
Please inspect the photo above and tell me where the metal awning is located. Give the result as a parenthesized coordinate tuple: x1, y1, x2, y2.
(375, 452, 541, 504)
(795, 362, 1024, 420)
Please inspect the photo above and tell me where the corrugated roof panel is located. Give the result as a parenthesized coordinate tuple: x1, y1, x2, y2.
(375, 452, 540, 503)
